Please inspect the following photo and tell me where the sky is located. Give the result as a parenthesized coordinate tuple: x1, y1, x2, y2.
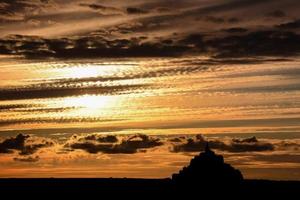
(0, 0, 300, 180)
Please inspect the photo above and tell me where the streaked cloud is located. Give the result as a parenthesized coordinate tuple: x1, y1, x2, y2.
(0, 83, 149, 100)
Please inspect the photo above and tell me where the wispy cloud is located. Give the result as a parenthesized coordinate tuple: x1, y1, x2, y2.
(0, 83, 149, 100)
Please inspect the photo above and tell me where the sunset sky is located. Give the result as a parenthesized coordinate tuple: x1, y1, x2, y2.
(0, 0, 300, 180)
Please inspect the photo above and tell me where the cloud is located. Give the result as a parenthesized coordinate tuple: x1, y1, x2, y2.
(208, 30, 300, 58)
(0, 83, 148, 100)
(1, 14, 300, 60)
(0, 0, 55, 22)
(172, 135, 275, 153)
(232, 136, 258, 143)
(223, 27, 248, 33)
(276, 140, 300, 151)
(126, 7, 148, 15)
(0, 134, 54, 155)
(66, 134, 163, 154)
(266, 10, 286, 18)
(79, 3, 150, 16)
(34, 64, 211, 91)
(204, 16, 225, 24)
(184, 0, 276, 18)
(79, 3, 123, 15)
(277, 19, 300, 29)
(0, 34, 190, 59)
(0, 117, 122, 127)
(2, 27, 300, 59)
(13, 155, 40, 162)
(0, 134, 29, 153)
(83, 134, 118, 143)
(0, 104, 35, 111)
(0, 133, 299, 170)
(169, 137, 184, 143)
(228, 140, 275, 153)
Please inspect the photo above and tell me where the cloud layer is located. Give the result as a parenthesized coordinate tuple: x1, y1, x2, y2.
(0, 133, 299, 179)
(1, 29, 300, 59)
(0, 0, 299, 59)
(1, 133, 299, 158)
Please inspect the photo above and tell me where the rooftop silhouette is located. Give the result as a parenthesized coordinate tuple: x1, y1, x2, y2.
(172, 143, 243, 187)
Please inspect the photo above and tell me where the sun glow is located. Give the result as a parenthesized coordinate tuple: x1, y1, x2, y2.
(67, 67, 100, 78)
(60, 95, 122, 117)
(63, 95, 114, 109)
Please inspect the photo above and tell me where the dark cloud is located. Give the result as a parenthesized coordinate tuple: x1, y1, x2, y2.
(0, 0, 54, 22)
(0, 134, 54, 155)
(185, 0, 275, 17)
(67, 134, 163, 154)
(79, 3, 123, 15)
(126, 7, 148, 15)
(179, 34, 204, 49)
(83, 134, 118, 143)
(232, 136, 258, 143)
(276, 141, 300, 150)
(0, 103, 76, 113)
(13, 106, 77, 113)
(0, 134, 28, 153)
(266, 10, 286, 18)
(228, 17, 240, 23)
(19, 140, 54, 156)
(0, 83, 148, 100)
(0, 117, 121, 127)
(277, 19, 300, 29)
(203, 16, 242, 24)
(79, 3, 150, 15)
(0, 104, 34, 111)
(118, 134, 163, 151)
(204, 16, 225, 24)
(169, 137, 184, 143)
(13, 155, 40, 162)
(223, 27, 248, 33)
(0, 34, 190, 59)
(172, 135, 274, 153)
(68, 142, 114, 154)
(208, 30, 300, 58)
(228, 140, 274, 153)
(0, 28, 300, 59)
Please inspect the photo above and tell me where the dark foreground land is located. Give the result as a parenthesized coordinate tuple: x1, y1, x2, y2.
(1, 178, 300, 197)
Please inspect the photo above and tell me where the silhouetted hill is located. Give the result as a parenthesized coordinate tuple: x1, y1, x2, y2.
(172, 143, 243, 188)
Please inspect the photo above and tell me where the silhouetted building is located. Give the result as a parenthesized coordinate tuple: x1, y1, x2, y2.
(172, 143, 243, 188)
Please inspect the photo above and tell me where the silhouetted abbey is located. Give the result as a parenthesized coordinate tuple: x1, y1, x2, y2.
(172, 143, 243, 187)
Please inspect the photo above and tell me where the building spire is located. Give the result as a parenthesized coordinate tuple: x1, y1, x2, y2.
(205, 142, 211, 153)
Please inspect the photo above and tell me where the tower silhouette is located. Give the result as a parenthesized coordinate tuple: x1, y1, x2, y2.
(172, 143, 243, 188)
